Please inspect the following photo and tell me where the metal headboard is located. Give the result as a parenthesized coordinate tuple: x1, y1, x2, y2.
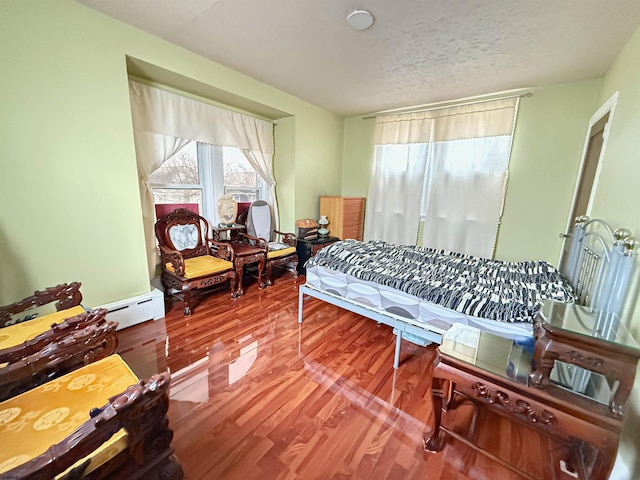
(562, 215, 636, 316)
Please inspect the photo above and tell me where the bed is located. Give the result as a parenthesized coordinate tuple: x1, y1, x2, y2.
(297, 216, 637, 368)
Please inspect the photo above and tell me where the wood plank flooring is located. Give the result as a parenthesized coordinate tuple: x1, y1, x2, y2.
(116, 272, 568, 480)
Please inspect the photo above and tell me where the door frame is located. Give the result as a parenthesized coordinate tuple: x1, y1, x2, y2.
(559, 91, 618, 266)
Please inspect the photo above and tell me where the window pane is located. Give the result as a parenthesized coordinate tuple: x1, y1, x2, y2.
(152, 188, 202, 215)
(223, 147, 260, 202)
(149, 141, 199, 185)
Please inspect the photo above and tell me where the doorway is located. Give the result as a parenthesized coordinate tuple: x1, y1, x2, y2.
(559, 92, 618, 270)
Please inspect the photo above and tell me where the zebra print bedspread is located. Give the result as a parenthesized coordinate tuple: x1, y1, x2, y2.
(306, 239, 575, 323)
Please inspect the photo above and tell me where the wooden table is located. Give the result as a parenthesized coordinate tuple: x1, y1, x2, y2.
(424, 318, 639, 479)
(211, 224, 265, 296)
(212, 224, 246, 242)
(530, 301, 640, 416)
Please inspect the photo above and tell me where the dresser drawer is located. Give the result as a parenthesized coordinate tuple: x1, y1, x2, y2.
(342, 212, 364, 227)
(344, 198, 365, 210)
(343, 203, 363, 217)
(342, 224, 363, 240)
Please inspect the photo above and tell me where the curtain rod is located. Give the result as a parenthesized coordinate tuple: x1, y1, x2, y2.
(361, 89, 532, 120)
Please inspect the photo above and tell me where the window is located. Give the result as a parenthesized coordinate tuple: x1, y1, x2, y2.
(149, 141, 265, 224)
(149, 141, 203, 212)
(365, 97, 519, 258)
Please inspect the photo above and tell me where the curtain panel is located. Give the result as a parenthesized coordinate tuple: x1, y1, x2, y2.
(128, 80, 276, 277)
(365, 97, 519, 258)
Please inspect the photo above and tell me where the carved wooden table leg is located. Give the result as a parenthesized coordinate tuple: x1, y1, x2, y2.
(529, 331, 556, 387)
(425, 376, 449, 452)
(257, 255, 265, 289)
(181, 287, 192, 316)
(235, 259, 246, 296)
(265, 260, 273, 286)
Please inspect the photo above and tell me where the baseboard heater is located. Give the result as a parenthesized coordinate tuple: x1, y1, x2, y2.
(97, 288, 165, 331)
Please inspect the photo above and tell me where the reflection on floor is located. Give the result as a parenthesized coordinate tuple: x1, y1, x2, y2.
(117, 272, 558, 480)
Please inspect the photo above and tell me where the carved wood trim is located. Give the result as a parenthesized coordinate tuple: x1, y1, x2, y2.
(471, 382, 558, 428)
(0, 282, 82, 327)
(559, 350, 607, 370)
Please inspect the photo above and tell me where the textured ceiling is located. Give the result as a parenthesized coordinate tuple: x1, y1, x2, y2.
(78, 0, 640, 117)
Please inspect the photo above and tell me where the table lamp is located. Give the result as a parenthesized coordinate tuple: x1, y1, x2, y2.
(318, 216, 330, 237)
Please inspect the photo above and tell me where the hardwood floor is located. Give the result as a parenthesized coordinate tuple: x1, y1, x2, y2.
(117, 273, 567, 480)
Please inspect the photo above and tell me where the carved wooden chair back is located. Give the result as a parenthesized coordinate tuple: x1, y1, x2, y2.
(155, 208, 211, 260)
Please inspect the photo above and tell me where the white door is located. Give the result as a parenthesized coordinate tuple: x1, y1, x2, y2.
(559, 92, 618, 270)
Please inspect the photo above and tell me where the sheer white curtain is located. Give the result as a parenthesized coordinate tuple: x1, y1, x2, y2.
(241, 148, 278, 228)
(421, 98, 519, 258)
(364, 113, 433, 244)
(365, 97, 519, 257)
(134, 132, 191, 276)
(421, 136, 513, 257)
(128, 80, 275, 276)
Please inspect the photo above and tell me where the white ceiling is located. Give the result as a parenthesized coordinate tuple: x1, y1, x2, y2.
(78, 0, 640, 117)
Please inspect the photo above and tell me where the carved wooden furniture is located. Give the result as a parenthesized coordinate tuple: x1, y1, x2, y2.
(319, 196, 366, 241)
(529, 300, 640, 417)
(155, 208, 238, 315)
(213, 224, 265, 296)
(0, 281, 83, 327)
(0, 283, 119, 401)
(0, 308, 118, 401)
(424, 323, 639, 479)
(242, 200, 298, 286)
(0, 354, 183, 480)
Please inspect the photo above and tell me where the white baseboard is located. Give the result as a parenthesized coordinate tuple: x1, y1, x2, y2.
(98, 288, 165, 331)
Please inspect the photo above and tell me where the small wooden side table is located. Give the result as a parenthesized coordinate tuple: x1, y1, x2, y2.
(529, 301, 640, 416)
(211, 224, 264, 296)
(425, 321, 639, 479)
(296, 236, 340, 274)
(212, 224, 246, 242)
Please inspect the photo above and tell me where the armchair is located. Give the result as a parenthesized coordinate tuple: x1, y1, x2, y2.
(155, 208, 238, 316)
(242, 200, 299, 286)
(0, 308, 118, 401)
(0, 283, 118, 401)
(0, 354, 183, 479)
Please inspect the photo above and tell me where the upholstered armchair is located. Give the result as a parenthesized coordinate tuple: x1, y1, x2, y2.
(155, 208, 238, 315)
(241, 200, 299, 286)
(0, 283, 118, 401)
(0, 354, 183, 479)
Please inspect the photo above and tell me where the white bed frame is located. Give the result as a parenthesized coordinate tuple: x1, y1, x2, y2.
(298, 216, 636, 368)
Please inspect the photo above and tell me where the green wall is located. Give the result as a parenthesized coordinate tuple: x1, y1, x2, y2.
(343, 116, 375, 197)
(0, 0, 343, 306)
(496, 80, 601, 263)
(588, 25, 640, 479)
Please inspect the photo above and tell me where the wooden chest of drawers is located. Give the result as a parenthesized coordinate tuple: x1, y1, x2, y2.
(319, 196, 366, 241)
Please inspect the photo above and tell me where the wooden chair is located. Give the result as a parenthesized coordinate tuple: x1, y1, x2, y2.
(0, 283, 118, 401)
(0, 354, 183, 480)
(241, 200, 299, 286)
(155, 208, 238, 315)
(0, 308, 118, 401)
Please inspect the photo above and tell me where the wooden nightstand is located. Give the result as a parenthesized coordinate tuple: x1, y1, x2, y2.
(296, 236, 340, 274)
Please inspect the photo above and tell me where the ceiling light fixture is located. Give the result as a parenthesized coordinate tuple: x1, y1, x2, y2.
(346, 9, 374, 31)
